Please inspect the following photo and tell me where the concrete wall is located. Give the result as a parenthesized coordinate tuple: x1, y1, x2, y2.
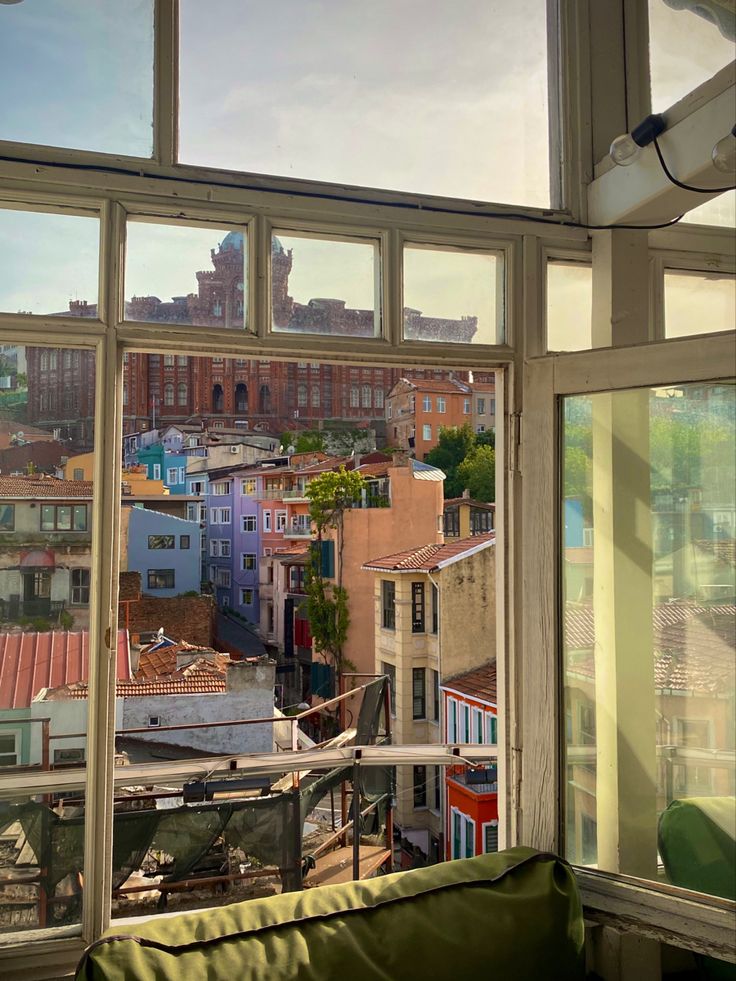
(338, 463, 443, 677)
(121, 660, 275, 755)
(29, 698, 124, 765)
(440, 543, 496, 681)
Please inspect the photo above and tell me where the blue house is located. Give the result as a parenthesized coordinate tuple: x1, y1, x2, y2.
(136, 444, 189, 495)
(126, 507, 201, 597)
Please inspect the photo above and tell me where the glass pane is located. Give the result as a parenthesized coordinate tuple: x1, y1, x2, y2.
(649, 0, 735, 111)
(403, 246, 502, 345)
(547, 261, 592, 352)
(562, 381, 736, 899)
(665, 269, 736, 338)
(0, 208, 99, 316)
(0, 0, 153, 157)
(179, 0, 550, 207)
(125, 222, 248, 330)
(0, 344, 98, 939)
(271, 233, 380, 337)
(681, 192, 736, 229)
(0, 786, 87, 939)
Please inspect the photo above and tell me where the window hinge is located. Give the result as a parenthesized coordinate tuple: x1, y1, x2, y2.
(509, 412, 522, 475)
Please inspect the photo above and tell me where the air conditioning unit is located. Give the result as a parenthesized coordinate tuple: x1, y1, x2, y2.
(230, 445, 239, 454)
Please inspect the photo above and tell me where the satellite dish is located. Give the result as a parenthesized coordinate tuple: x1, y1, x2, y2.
(16, 432, 24, 439)
(157, 627, 165, 640)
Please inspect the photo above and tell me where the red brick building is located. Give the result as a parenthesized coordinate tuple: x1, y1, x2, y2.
(26, 232, 493, 447)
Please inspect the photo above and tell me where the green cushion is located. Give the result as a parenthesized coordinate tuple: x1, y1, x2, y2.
(76, 847, 584, 981)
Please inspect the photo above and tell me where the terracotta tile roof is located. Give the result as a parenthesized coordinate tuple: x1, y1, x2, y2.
(53, 657, 227, 699)
(564, 604, 736, 694)
(0, 629, 131, 709)
(274, 542, 311, 558)
(362, 534, 495, 572)
(135, 643, 227, 680)
(0, 475, 93, 498)
(443, 660, 497, 704)
(443, 497, 495, 509)
(356, 462, 391, 478)
(393, 377, 471, 395)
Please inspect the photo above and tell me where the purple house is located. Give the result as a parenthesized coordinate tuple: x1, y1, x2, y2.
(231, 465, 262, 624)
(206, 468, 235, 609)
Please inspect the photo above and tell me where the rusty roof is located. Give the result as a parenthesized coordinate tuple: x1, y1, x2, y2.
(0, 475, 93, 498)
(51, 657, 227, 699)
(391, 377, 471, 395)
(443, 660, 497, 705)
(135, 644, 227, 680)
(362, 534, 495, 572)
(0, 629, 131, 710)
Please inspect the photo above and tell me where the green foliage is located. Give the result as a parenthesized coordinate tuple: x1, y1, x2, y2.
(58, 610, 74, 631)
(30, 617, 52, 632)
(306, 466, 366, 534)
(303, 466, 365, 675)
(475, 429, 495, 449)
(457, 444, 495, 502)
(425, 424, 476, 498)
(282, 430, 326, 454)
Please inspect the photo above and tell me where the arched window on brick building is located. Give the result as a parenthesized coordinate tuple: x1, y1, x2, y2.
(375, 388, 384, 409)
(350, 386, 359, 407)
(212, 384, 224, 412)
(235, 383, 248, 413)
(259, 384, 271, 414)
(298, 384, 307, 407)
(311, 388, 320, 407)
(362, 384, 371, 408)
(164, 383, 174, 406)
(178, 382, 188, 406)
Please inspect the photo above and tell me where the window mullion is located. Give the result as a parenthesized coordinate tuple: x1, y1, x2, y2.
(153, 0, 178, 166)
(82, 201, 125, 943)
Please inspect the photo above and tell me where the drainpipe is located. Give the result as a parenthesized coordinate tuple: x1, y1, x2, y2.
(426, 568, 444, 863)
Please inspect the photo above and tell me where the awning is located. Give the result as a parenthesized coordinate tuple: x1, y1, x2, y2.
(19, 548, 55, 570)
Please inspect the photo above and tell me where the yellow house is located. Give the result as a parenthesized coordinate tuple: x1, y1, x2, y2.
(64, 455, 167, 496)
(442, 494, 494, 540)
(363, 534, 496, 865)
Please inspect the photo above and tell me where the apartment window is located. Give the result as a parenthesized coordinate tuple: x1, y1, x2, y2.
(382, 662, 396, 717)
(148, 535, 175, 549)
(422, 424, 431, 441)
(412, 668, 426, 720)
(240, 588, 254, 606)
(431, 584, 439, 634)
(472, 707, 484, 743)
(152, 464, 161, 480)
(361, 384, 371, 408)
(0, 733, 18, 767)
(147, 569, 175, 589)
(179, 535, 190, 549)
(381, 580, 395, 630)
(477, 398, 486, 414)
(483, 821, 499, 854)
(437, 397, 446, 413)
(297, 383, 307, 406)
(211, 507, 231, 524)
(241, 479, 256, 495)
(311, 387, 320, 407)
(242, 515, 257, 532)
(464, 398, 471, 414)
(433, 766, 441, 812)
(451, 810, 476, 860)
(211, 480, 232, 495)
(443, 507, 459, 537)
(210, 539, 220, 557)
(220, 540, 231, 557)
(168, 467, 181, 484)
(485, 713, 497, 745)
(215, 568, 231, 588)
(263, 510, 272, 532)
(350, 386, 359, 407)
(53, 747, 85, 768)
(422, 395, 431, 412)
(411, 582, 425, 632)
(164, 383, 174, 405)
(241, 553, 256, 571)
(163, 355, 174, 366)
(432, 670, 440, 722)
(387, 403, 393, 419)
(41, 504, 88, 531)
(275, 510, 287, 532)
(470, 509, 492, 535)
(462, 704, 471, 743)
(0, 504, 14, 531)
(375, 389, 384, 409)
(413, 765, 427, 809)
(447, 698, 458, 743)
(70, 569, 90, 605)
(73, 468, 85, 481)
(490, 398, 495, 416)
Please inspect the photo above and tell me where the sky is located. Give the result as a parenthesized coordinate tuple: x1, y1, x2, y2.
(0, 1, 732, 328)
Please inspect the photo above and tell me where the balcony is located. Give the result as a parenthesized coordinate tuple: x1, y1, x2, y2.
(0, 598, 67, 622)
(256, 488, 286, 501)
(285, 518, 312, 539)
(282, 488, 309, 502)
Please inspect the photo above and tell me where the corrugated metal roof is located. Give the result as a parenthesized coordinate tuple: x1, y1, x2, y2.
(411, 460, 446, 482)
(0, 629, 131, 709)
(362, 534, 495, 572)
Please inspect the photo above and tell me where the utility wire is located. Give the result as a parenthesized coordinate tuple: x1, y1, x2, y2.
(653, 137, 736, 195)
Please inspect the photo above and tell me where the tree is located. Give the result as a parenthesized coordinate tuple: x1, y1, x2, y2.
(281, 430, 325, 454)
(303, 466, 366, 675)
(425, 424, 476, 498)
(457, 444, 495, 502)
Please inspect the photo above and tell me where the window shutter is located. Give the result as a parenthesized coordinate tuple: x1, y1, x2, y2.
(320, 539, 335, 578)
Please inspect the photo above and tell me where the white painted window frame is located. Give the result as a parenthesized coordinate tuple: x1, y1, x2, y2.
(0, 0, 733, 973)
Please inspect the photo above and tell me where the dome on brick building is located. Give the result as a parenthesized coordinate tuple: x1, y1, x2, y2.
(219, 231, 284, 255)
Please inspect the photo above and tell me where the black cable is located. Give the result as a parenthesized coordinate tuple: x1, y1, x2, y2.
(0, 153, 684, 231)
(653, 137, 736, 194)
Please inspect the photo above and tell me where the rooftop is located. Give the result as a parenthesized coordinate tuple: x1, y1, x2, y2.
(444, 497, 496, 510)
(443, 660, 497, 705)
(0, 475, 93, 499)
(0, 629, 131, 710)
(47, 657, 228, 700)
(362, 533, 495, 573)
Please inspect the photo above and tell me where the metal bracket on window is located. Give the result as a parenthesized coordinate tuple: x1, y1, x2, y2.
(508, 412, 522, 475)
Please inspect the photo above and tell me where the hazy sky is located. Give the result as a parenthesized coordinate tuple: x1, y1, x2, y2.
(0, 1, 732, 327)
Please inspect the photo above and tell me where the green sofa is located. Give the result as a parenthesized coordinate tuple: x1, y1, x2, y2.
(75, 847, 584, 980)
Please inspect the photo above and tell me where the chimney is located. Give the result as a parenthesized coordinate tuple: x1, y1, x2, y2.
(392, 450, 410, 468)
(462, 488, 471, 499)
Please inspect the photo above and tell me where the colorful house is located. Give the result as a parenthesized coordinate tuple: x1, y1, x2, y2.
(136, 444, 189, 494)
(442, 661, 499, 861)
(123, 506, 201, 598)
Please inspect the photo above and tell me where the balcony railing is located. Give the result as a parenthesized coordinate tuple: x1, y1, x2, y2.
(0, 598, 67, 622)
(286, 519, 312, 538)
